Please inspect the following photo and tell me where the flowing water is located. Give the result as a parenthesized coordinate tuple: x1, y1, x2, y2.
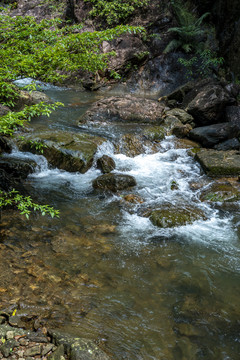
(1, 83, 240, 359)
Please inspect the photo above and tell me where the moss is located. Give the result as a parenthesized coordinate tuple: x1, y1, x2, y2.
(149, 205, 206, 228)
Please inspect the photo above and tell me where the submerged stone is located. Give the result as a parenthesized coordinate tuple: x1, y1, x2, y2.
(92, 173, 137, 192)
(195, 149, 240, 177)
(18, 131, 105, 173)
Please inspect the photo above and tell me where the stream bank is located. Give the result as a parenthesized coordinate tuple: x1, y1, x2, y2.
(0, 79, 240, 359)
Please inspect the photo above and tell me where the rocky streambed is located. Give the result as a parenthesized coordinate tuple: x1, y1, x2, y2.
(0, 79, 240, 359)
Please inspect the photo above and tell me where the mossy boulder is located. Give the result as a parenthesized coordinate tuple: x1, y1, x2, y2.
(199, 181, 240, 202)
(165, 108, 194, 126)
(14, 90, 51, 111)
(143, 126, 166, 141)
(18, 131, 105, 173)
(195, 149, 240, 177)
(149, 205, 206, 228)
(92, 173, 137, 192)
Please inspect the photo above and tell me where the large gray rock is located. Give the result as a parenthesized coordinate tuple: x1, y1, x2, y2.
(18, 131, 105, 173)
(189, 123, 239, 147)
(195, 149, 240, 177)
(0, 157, 37, 179)
(79, 95, 165, 124)
(225, 106, 240, 128)
(92, 173, 137, 192)
(184, 82, 236, 126)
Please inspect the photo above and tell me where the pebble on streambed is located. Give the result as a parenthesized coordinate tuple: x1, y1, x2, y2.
(0, 320, 110, 359)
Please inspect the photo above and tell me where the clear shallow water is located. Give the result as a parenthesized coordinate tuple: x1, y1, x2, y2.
(1, 83, 240, 359)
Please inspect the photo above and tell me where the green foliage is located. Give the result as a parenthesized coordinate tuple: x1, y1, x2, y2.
(0, 11, 144, 84)
(164, 1, 209, 54)
(0, 102, 63, 136)
(178, 49, 224, 79)
(0, 80, 20, 107)
(85, 0, 149, 25)
(0, 189, 60, 219)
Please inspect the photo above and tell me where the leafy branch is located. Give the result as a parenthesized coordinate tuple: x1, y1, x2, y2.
(0, 189, 60, 219)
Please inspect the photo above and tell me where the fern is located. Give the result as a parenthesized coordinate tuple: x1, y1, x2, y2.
(164, 1, 210, 54)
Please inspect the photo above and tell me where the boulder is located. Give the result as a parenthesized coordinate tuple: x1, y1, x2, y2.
(225, 105, 240, 128)
(0, 104, 10, 116)
(172, 124, 192, 138)
(92, 173, 137, 192)
(0, 157, 37, 179)
(115, 134, 145, 157)
(143, 126, 166, 142)
(79, 95, 165, 124)
(165, 108, 194, 125)
(149, 205, 206, 228)
(214, 138, 240, 151)
(14, 90, 51, 111)
(184, 80, 236, 126)
(188, 123, 239, 148)
(199, 181, 240, 202)
(96, 155, 115, 174)
(18, 131, 105, 173)
(195, 149, 240, 177)
(0, 136, 12, 154)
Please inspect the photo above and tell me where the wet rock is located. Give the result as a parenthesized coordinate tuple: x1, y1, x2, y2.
(174, 323, 205, 337)
(42, 343, 55, 356)
(18, 131, 105, 173)
(0, 157, 37, 179)
(184, 80, 236, 126)
(172, 124, 192, 138)
(173, 138, 201, 150)
(14, 90, 51, 111)
(149, 205, 206, 228)
(79, 95, 165, 125)
(143, 126, 166, 141)
(49, 330, 110, 360)
(92, 173, 137, 192)
(189, 123, 239, 148)
(30, 90, 51, 104)
(225, 105, 240, 126)
(123, 194, 143, 204)
(0, 136, 12, 154)
(165, 108, 194, 126)
(0, 339, 19, 357)
(0, 168, 26, 192)
(195, 149, 240, 177)
(0, 317, 6, 325)
(24, 344, 42, 357)
(127, 52, 188, 96)
(214, 138, 240, 151)
(116, 134, 145, 157)
(96, 155, 115, 174)
(159, 81, 195, 104)
(199, 181, 240, 202)
(48, 344, 65, 360)
(0, 104, 10, 116)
